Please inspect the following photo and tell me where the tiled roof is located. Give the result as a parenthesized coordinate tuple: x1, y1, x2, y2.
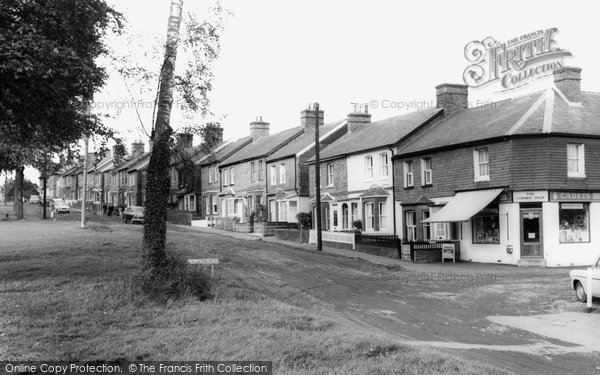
(266, 120, 345, 162)
(198, 136, 253, 166)
(310, 108, 441, 161)
(398, 89, 600, 155)
(221, 127, 304, 166)
(117, 152, 149, 172)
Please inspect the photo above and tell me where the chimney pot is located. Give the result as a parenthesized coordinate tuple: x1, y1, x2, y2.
(554, 66, 582, 103)
(250, 117, 270, 140)
(301, 106, 324, 131)
(435, 83, 469, 118)
(347, 103, 371, 132)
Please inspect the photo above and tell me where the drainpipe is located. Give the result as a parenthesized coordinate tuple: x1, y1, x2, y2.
(390, 147, 397, 236)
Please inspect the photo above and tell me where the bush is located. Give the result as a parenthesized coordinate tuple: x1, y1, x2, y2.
(296, 212, 312, 229)
(353, 219, 363, 231)
(131, 250, 213, 304)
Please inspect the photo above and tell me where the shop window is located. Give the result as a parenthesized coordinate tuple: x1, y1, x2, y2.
(473, 148, 490, 181)
(405, 210, 416, 241)
(421, 158, 432, 185)
(472, 208, 499, 244)
(567, 144, 585, 178)
(559, 203, 590, 243)
(403, 161, 413, 187)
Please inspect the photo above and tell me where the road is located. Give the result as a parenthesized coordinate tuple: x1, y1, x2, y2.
(171, 225, 600, 375)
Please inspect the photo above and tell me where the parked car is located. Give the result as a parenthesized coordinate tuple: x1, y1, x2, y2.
(123, 206, 145, 224)
(570, 254, 600, 302)
(29, 195, 40, 204)
(51, 198, 71, 213)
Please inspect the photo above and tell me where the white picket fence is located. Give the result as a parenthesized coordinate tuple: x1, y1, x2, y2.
(309, 230, 355, 250)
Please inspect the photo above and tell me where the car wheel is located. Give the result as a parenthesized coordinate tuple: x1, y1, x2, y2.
(575, 281, 587, 302)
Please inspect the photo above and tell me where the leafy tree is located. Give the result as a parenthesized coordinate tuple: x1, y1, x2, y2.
(4, 178, 39, 201)
(0, 0, 121, 219)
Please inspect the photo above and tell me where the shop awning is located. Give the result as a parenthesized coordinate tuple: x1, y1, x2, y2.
(422, 188, 504, 223)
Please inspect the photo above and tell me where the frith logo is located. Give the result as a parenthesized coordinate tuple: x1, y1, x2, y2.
(463, 28, 572, 91)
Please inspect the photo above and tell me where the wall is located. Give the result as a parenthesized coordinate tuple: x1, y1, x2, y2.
(308, 157, 348, 199)
(542, 201, 600, 267)
(347, 149, 393, 192)
(266, 156, 296, 193)
(459, 202, 520, 265)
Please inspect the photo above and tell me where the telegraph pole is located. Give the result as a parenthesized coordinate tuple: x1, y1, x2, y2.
(314, 103, 323, 251)
(81, 136, 89, 228)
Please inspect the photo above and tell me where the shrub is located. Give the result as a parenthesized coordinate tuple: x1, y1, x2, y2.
(131, 250, 212, 304)
(296, 212, 312, 229)
(353, 219, 363, 231)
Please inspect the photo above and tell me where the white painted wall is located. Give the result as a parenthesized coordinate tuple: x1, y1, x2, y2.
(543, 201, 600, 267)
(346, 149, 393, 192)
(459, 203, 521, 265)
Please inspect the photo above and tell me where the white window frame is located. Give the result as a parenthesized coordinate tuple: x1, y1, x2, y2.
(378, 202, 387, 231)
(280, 164, 286, 183)
(403, 161, 414, 188)
(212, 195, 218, 214)
(251, 162, 256, 182)
(473, 148, 490, 181)
(365, 202, 374, 230)
(365, 156, 374, 180)
(405, 210, 416, 241)
(567, 144, 586, 178)
(223, 169, 229, 186)
(221, 198, 226, 217)
(208, 167, 213, 183)
(421, 157, 432, 185)
(270, 165, 277, 185)
(326, 163, 334, 187)
(380, 153, 389, 177)
(230, 168, 235, 185)
(214, 167, 218, 184)
(227, 197, 234, 216)
(258, 161, 264, 181)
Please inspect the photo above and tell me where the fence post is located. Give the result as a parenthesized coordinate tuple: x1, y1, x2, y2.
(587, 267, 593, 313)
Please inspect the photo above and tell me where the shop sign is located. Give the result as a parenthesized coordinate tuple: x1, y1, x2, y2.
(561, 203, 584, 210)
(550, 191, 600, 202)
(513, 191, 548, 202)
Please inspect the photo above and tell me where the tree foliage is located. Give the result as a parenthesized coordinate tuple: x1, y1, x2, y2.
(3, 178, 39, 201)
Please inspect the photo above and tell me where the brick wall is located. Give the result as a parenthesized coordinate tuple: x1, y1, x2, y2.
(308, 157, 348, 199)
(267, 157, 296, 193)
(546, 136, 600, 190)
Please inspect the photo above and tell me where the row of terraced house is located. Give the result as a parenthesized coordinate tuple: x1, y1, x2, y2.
(48, 67, 600, 267)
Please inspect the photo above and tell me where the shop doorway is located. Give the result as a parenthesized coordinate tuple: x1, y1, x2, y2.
(520, 208, 543, 258)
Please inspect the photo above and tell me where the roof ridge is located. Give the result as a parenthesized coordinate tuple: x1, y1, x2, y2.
(505, 90, 548, 136)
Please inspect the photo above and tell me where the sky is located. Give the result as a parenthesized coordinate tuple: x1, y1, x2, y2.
(22, 0, 600, 184)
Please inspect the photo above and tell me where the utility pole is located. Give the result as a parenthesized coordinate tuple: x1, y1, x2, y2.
(314, 102, 323, 251)
(81, 136, 89, 228)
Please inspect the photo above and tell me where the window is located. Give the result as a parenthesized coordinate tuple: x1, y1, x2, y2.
(184, 194, 195, 211)
(559, 203, 590, 243)
(567, 144, 585, 177)
(380, 153, 389, 177)
(227, 198, 234, 216)
(251, 162, 256, 182)
(405, 210, 416, 241)
(279, 201, 287, 222)
(258, 161, 264, 180)
(325, 205, 330, 230)
(223, 169, 230, 186)
(342, 204, 348, 229)
(351, 202, 358, 229)
(403, 161, 414, 187)
(365, 202, 374, 230)
(333, 208, 338, 228)
(474, 148, 490, 181)
(205, 196, 211, 215)
(379, 202, 387, 231)
(280, 164, 286, 183)
(422, 210, 430, 240)
(270, 165, 277, 185)
(212, 196, 218, 214)
(221, 198, 226, 217)
(230, 168, 235, 185)
(208, 167, 213, 183)
(472, 208, 499, 244)
(365, 156, 374, 179)
(214, 166, 218, 184)
(421, 158, 432, 185)
(326, 163, 334, 186)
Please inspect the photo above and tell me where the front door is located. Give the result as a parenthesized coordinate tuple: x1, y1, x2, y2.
(521, 209, 543, 258)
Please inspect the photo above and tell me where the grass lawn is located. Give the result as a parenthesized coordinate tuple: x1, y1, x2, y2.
(0, 215, 509, 374)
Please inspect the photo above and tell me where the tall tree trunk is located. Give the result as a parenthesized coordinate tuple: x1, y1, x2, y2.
(143, 0, 184, 269)
(13, 166, 24, 219)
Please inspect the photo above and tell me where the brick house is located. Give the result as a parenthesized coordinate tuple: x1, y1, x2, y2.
(197, 136, 252, 220)
(218, 111, 322, 224)
(394, 67, 600, 267)
(115, 142, 146, 207)
(308, 104, 442, 234)
(265, 109, 347, 223)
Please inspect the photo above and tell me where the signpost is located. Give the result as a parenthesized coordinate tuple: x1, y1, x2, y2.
(188, 258, 219, 277)
(441, 244, 455, 263)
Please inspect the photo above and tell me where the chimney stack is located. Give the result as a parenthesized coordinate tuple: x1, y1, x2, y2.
(176, 133, 193, 149)
(347, 103, 371, 132)
(435, 83, 469, 118)
(554, 66, 582, 103)
(301, 104, 324, 131)
(250, 116, 270, 140)
(131, 141, 145, 156)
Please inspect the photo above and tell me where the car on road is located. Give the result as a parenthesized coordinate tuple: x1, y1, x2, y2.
(29, 195, 40, 204)
(570, 254, 600, 302)
(51, 198, 71, 213)
(123, 206, 144, 224)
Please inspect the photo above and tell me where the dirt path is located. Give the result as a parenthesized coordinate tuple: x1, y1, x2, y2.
(170, 226, 600, 375)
